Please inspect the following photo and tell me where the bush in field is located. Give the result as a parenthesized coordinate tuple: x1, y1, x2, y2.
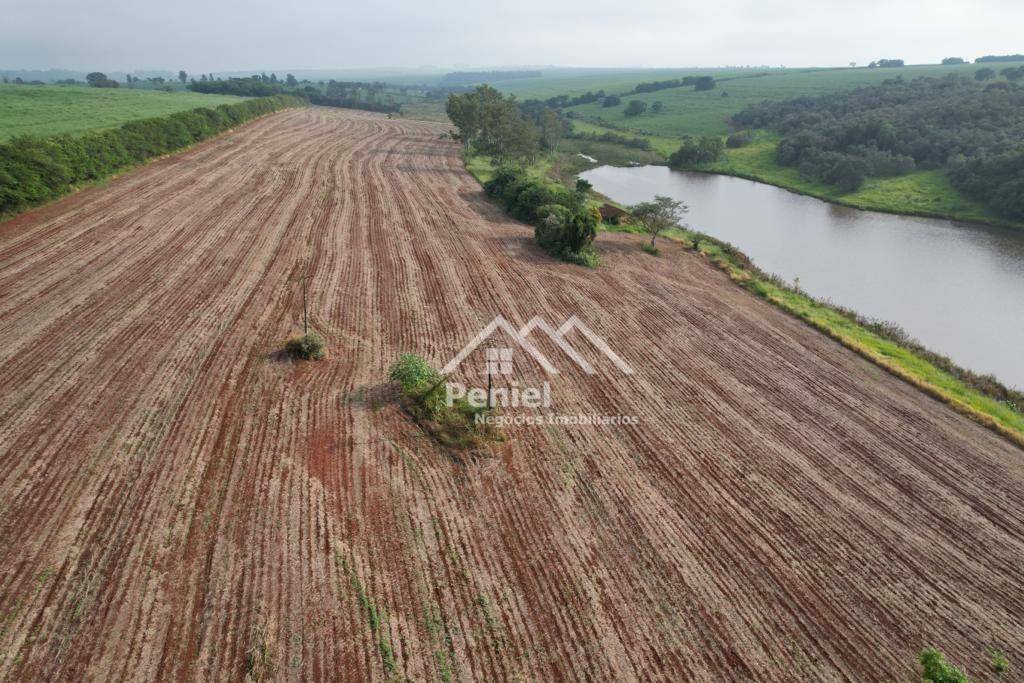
(534, 204, 572, 253)
(919, 648, 969, 683)
(623, 100, 648, 117)
(389, 353, 447, 419)
(0, 95, 303, 216)
(285, 333, 326, 361)
(388, 354, 495, 448)
(535, 204, 599, 263)
(988, 648, 1009, 676)
(694, 76, 716, 91)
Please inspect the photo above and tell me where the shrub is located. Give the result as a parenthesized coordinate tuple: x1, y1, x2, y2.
(694, 76, 716, 91)
(641, 243, 660, 256)
(564, 129, 652, 150)
(534, 203, 597, 258)
(989, 648, 1009, 675)
(726, 130, 754, 148)
(389, 353, 446, 418)
(535, 204, 573, 253)
(246, 619, 275, 682)
(623, 100, 648, 117)
(285, 333, 326, 361)
(388, 354, 495, 448)
(562, 245, 601, 267)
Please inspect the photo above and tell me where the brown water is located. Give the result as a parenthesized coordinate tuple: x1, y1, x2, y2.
(582, 165, 1024, 390)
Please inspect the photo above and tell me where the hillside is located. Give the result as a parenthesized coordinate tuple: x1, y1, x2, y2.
(561, 62, 1024, 138)
(0, 84, 244, 140)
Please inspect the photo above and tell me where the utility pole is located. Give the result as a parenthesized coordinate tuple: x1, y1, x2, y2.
(302, 274, 309, 335)
(487, 361, 493, 410)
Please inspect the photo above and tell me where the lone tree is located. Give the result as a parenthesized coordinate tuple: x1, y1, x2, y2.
(630, 195, 688, 248)
(623, 100, 648, 117)
(178, 70, 188, 84)
(694, 76, 715, 91)
(85, 72, 118, 88)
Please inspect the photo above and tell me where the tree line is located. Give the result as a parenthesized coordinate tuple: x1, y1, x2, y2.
(440, 71, 541, 85)
(976, 54, 1024, 63)
(731, 74, 1024, 219)
(632, 75, 715, 94)
(446, 85, 571, 163)
(483, 167, 599, 266)
(189, 76, 401, 113)
(528, 76, 716, 114)
(445, 86, 602, 263)
(0, 96, 303, 216)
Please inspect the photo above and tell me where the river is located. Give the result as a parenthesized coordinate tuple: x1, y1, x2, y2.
(581, 165, 1024, 390)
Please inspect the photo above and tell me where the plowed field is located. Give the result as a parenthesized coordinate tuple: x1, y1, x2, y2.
(1, 107, 1022, 681)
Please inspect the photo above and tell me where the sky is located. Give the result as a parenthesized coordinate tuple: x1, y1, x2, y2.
(2, 0, 1023, 73)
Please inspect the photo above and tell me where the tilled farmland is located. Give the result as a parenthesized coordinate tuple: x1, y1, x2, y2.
(1, 107, 1022, 681)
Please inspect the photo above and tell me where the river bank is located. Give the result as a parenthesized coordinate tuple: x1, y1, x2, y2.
(465, 152, 1024, 446)
(568, 123, 1024, 232)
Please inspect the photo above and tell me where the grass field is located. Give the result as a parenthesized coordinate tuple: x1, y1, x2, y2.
(700, 132, 1024, 227)
(401, 67, 780, 120)
(563, 62, 1024, 137)
(492, 66, 763, 99)
(0, 84, 245, 140)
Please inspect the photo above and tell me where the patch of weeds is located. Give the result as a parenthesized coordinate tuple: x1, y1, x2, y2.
(337, 554, 398, 675)
(919, 647, 969, 683)
(245, 616, 275, 682)
(475, 593, 507, 654)
(989, 647, 1010, 676)
(420, 597, 454, 682)
(284, 333, 326, 361)
(641, 243, 661, 256)
(388, 354, 498, 449)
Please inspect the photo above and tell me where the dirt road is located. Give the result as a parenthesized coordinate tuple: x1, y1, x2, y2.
(1, 107, 1022, 681)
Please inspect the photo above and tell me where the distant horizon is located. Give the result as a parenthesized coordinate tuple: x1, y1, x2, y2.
(3, 58, 1020, 81)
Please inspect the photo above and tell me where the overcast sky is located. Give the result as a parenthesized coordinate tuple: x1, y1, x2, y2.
(3, 0, 1023, 73)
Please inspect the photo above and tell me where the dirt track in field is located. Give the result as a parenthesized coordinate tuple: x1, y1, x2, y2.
(1, 107, 1022, 681)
